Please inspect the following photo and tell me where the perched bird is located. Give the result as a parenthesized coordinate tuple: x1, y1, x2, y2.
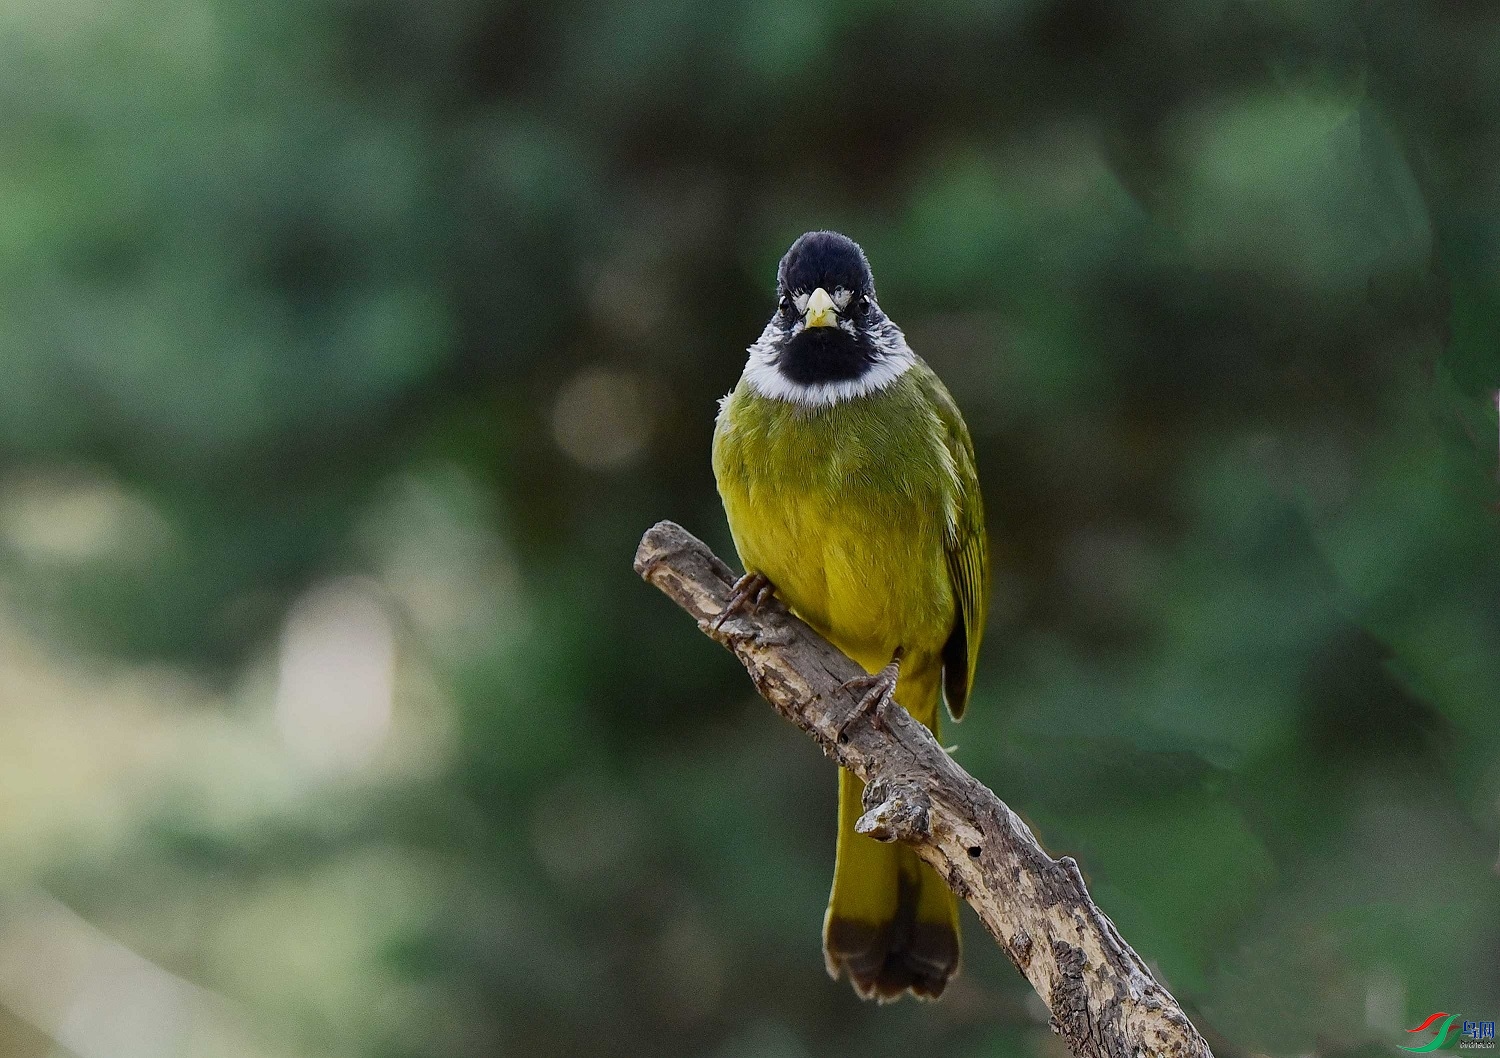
(712, 231, 989, 1001)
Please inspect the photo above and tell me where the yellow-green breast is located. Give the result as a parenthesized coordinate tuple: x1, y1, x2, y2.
(711, 361, 972, 676)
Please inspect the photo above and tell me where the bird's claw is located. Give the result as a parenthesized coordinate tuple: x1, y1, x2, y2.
(711, 572, 775, 632)
(835, 649, 903, 744)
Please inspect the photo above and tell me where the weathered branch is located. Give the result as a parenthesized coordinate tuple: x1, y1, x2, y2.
(635, 520, 1213, 1058)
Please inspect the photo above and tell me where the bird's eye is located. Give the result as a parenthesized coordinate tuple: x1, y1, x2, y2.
(852, 295, 871, 317)
(778, 295, 794, 317)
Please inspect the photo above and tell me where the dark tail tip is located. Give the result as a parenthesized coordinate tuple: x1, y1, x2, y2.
(824, 874, 961, 1002)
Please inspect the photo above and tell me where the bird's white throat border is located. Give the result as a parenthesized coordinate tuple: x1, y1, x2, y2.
(740, 328, 916, 408)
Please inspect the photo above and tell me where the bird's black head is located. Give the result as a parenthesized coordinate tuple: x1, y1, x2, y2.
(777, 231, 874, 300)
(753, 231, 904, 392)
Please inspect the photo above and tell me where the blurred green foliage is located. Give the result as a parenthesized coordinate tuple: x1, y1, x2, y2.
(0, 0, 1497, 1056)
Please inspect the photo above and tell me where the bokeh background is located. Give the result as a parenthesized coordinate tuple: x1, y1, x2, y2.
(2, 0, 1498, 1056)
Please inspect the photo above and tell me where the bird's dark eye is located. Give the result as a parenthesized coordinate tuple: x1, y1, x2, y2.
(779, 295, 794, 317)
(852, 295, 870, 317)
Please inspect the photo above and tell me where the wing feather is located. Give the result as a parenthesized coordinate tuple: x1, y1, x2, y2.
(919, 364, 989, 720)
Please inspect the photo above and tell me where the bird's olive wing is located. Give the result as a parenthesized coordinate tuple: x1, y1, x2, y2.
(924, 367, 989, 720)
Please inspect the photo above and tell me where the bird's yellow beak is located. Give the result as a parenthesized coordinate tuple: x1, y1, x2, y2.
(804, 287, 837, 328)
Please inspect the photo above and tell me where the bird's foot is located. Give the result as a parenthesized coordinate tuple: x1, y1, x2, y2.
(835, 648, 903, 744)
(711, 571, 775, 632)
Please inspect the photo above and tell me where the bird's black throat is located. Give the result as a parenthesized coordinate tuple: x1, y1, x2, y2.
(775, 327, 878, 385)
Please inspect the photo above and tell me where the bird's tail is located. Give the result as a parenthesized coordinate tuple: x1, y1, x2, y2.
(822, 662, 960, 1001)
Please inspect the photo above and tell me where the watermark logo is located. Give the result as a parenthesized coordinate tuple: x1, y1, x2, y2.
(1403, 1013, 1496, 1052)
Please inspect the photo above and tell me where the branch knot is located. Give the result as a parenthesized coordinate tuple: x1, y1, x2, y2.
(855, 780, 932, 843)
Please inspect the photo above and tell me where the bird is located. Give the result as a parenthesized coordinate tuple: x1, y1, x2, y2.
(711, 230, 989, 1001)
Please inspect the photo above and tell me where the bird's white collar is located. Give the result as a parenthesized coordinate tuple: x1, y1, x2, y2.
(740, 325, 915, 408)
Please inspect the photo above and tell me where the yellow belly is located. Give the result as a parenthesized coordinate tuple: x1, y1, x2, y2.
(721, 480, 953, 675)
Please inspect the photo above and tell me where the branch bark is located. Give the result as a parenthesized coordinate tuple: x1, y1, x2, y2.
(635, 520, 1214, 1058)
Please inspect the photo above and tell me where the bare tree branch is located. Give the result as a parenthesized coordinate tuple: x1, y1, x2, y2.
(635, 520, 1214, 1058)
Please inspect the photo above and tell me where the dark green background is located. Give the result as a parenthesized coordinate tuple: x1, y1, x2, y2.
(1, 1, 1497, 1056)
